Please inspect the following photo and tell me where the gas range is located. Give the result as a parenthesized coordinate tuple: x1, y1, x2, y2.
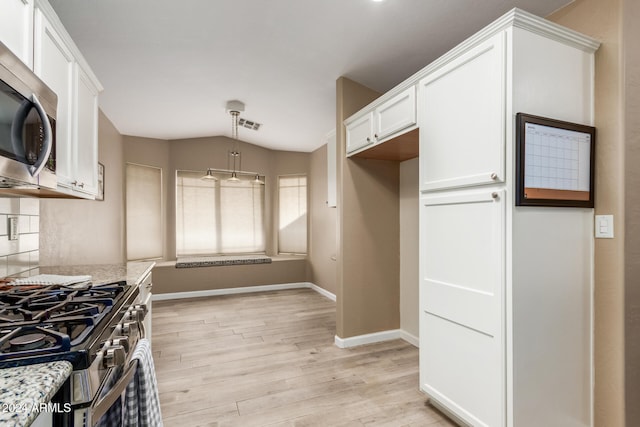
(0, 281, 147, 426)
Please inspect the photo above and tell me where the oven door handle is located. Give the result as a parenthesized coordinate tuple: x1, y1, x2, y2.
(90, 359, 138, 426)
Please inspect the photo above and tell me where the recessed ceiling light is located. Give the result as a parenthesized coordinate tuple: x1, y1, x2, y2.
(372, 0, 384, 2)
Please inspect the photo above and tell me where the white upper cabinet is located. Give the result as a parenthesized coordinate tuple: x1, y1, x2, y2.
(374, 87, 416, 141)
(73, 63, 99, 196)
(0, 0, 34, 67)
(33, 0, 103, 199)
(33, 8, 75, 190)
(418, 33, 506, 192)
(345, 112, 374, 154)
(345, 86, 417, 156)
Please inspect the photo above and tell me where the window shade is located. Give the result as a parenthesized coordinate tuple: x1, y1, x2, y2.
(126, 163, 163, 260)
(278, 175, 307, 254)
(176, 170, 265, 256)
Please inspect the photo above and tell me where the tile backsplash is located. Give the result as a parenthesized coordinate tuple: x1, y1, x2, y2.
(0, 198, 39, 277)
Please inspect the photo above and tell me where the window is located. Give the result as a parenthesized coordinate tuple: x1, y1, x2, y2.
(278, 175, 307, 254)
(175, 170, 265, 256)
(126, 163, 163, 260)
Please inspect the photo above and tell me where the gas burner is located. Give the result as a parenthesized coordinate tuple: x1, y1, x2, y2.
(0, 326, 71, 359)
(10, 332, 46, 350)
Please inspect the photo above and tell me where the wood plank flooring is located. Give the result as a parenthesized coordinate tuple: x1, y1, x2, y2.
(152, 288, 457, 427)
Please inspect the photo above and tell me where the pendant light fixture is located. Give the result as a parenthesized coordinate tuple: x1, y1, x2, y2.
(201, 168, 218, 181)
(226, 100, 243, 183)
(202, 100, 263, 183)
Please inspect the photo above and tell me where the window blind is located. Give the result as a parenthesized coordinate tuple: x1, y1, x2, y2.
(126, 163, 163, 260)
(176, 170, 265, 256)
(278, 175, 307, 254)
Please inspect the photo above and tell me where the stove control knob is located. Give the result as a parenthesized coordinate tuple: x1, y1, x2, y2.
(117, 321, 138, 336)
(103, 345, 126, 369)
(111, 337, 130, 353)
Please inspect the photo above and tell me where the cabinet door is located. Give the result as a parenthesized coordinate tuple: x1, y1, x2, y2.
(419, 33, 506, 192)
(374, 86, 416, 141)
(33, 9, 75, 189)
(345, 112, 374, 154)
(0, 0, 34, 67)
(73, 63, 99, 196)
(419, 189, 505, 427)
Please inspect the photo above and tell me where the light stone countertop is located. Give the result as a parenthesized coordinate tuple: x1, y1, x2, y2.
(0, 361, 72, 427)
(37, 261, 155, 286)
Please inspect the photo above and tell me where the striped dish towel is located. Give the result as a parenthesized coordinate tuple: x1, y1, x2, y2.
(123, 339, 163, 427)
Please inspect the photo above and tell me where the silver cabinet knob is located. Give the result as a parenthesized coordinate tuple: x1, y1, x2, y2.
(366, 137, 371, 142)
(374, 133, 378, 139)
(103, 345, 126, 369)
(490, 172, 498, 180)
(491, 192, 499, 199)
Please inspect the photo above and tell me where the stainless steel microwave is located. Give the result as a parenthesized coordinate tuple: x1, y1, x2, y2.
(0, 41, 58, 195)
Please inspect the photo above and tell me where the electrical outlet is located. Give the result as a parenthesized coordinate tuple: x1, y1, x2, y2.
(7, 216, 18, 241)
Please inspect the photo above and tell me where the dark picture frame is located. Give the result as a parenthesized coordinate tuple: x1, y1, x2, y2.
(515, 113, 595, 208)
(96, 162, 105, 201)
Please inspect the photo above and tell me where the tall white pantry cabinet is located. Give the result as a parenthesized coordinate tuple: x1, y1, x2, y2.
(417, 9, 599, 427)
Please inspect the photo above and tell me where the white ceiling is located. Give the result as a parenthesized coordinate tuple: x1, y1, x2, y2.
(48, 0, 572, 153)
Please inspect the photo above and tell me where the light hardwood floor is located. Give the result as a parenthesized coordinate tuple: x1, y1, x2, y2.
(152, 288, 457, 427)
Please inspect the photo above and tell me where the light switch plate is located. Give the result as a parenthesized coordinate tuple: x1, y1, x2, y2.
(595, 214, 614, 238)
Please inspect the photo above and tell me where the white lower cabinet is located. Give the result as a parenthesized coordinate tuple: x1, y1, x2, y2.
(420, 190, 504, 427)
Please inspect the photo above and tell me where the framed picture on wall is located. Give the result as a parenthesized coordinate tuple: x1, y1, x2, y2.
(515, 113, 595, 208)
(96, 162, 105, 201)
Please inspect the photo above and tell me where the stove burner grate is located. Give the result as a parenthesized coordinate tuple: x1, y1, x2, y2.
(0, 326, 71, 358)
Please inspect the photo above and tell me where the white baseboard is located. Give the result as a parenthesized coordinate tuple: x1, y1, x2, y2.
(307, 282, 337, 301)
(335, 329, 402, 348)
(152, 282, 337, 302)
(334, 329, 419, 349)
(400, 330, 419, 348)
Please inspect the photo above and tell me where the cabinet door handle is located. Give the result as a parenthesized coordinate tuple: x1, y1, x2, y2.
(374, 133, 378, 139)
(71, 180, 77, 186)
(78, 182, 85, 188)
(490, 172, 498, 180)
(366, 137, 371, 142)
(491, 192, 499, 199)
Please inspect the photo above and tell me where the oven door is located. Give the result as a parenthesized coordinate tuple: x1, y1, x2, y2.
(69, 306, 148, 427)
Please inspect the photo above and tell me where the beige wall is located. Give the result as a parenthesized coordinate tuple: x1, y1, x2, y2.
(400, 158, 419, 340)
(40, 111, 125, 265)
(309, 144, 338, 295)
(548, 1, 626, 425)
(623, 0, 640, 422)
(336, 77, 400, 338)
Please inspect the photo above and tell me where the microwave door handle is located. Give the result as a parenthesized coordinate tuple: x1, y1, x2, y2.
(27, 94, 53, 177)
